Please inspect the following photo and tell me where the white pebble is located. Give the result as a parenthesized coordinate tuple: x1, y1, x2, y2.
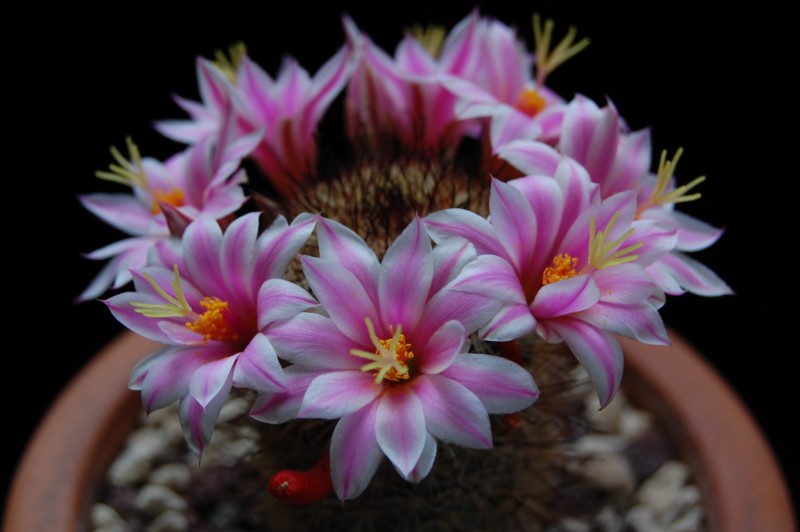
(147, 509, 190, 532)
(218, 396, 251, 423)
(134, 484, 187, 515)
(148, 463, 192, 489)
(635, 461, 690, 514)
(551, 517, 591, 532)
(594, 504, 623, 532)
(625, 505, 665, 532)
(90, 503, 125, 529)
(617, 408, 653, 439)
(570, 434, 626, 456)
(107, 429, 169, 486)
(572, 453, 636, 495)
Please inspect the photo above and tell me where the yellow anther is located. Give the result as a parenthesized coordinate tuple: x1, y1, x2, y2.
(351, 318, 415, 384)
(532, 13, 590, 86)
(588, 212, 643, 270)
(151, 188, 186, 214)
(516, 87, 548, 117)
(407, 24, 447, 58)
(542, 253, 578, 285)
(186, 297, 238, 342)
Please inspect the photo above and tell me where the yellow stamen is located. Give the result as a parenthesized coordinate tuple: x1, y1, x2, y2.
(350, 318, 415, 384)
(588, 212, 644, 270)
(407, 24, 447, 58)
(151, 188, 186, 214)
(213, 42, 247, 84)
(648, 148, 706, 208)
(532, 13, 590, 86)
(131, 265, 192, 318)
(186, 297, 238, 342)
(542, 253, 578, 285)
(95, 136, 148, 189)
(515, 87, 548, 117)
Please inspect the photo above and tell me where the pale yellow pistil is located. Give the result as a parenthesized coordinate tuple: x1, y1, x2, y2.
(408, 24, 447, 58)
(640, 148, 706, 215)
(95, 136, 148, 189)
(588, 212, 643, 270)
(213, 42, 247, 84)
(532, 13, 590, 86)
(131, 265, 237, 343)
(350, 318, 415, 384)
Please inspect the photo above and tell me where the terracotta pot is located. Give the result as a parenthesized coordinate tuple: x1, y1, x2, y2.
(3, 331, 795, 532)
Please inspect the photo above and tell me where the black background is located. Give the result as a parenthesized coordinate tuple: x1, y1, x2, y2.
(6, 0, 797, 518)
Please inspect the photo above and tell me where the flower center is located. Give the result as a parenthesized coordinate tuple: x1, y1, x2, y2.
(151, 187, 186, 214)
(515, 88, 547, 117)
(186, 297, 238, 342)
(350, 318, 415, 384)
(542, 253, 578, 285)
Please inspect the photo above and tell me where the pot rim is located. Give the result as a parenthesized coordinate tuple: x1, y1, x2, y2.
(4, 331, 796, 532)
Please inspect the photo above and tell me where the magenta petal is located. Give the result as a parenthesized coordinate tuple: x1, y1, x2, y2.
(651, 251, 733, 297)
(249, 367, 323, 423)
(233, 333, 286, 393)
(489, 179, 536, 272)
(442, 353, 539, 413)
(417, 320, 467, 374)
(79, 193, 153, 235)
(330, 402, 383, 500)
(268, 313, 360, 369)
(480, 302, 536, 342)
(131, 347, 201, 412)
(401, 432, 437, 483)
(315, 216, 380, 305)
(495, 139, 560, 176)
(105, 292, 177, 344)
(298, 371, 381, 419)
(253, 213, 316, 287)
(189, 355, 237, 409)
(430, 239, 477, 295)
(412, 374, 492, 449)
(548, 318, 623, 408)
(644, 209, 725, 251)
(379, 218, 433, 329)
(423, 208, 508, 259)
(179, 382, 229, 459)
(257, 279, 318, 330)
(531, 275, 600, 319)
(376, 388, 425, 477)
(182, 217, 225, 296)
(220, 213, 259, 304)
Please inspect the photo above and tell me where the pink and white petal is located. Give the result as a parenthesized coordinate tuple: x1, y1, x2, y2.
(627, 219, 678, 267)
(253, 213, 317, 285)
(400, 432, 437, 483)
(131, 346, 202, 412)
(606, 128, 651, 196)
(158, 320, 207, 345)
(548, 318, 623, 408)
(233, 333, 287, 393)
(268, 313, 360, 369)
(189, 354, 237, 409)
(442, 353, 539, 413)
(646, 262, 687, 296)
(431, 236, 477, 289)
(257, 279, 318, 330)
(182, 217, 225, 296)
(643, 209, 725, 251)
(420, 280, 502, 341)
(79, 193, 154, 235)
(489, 179, 537, 272)
(104, 292, 179, 344)
(330, 403, 383, 501)
(315, 216, 380, 304)
(219, 213, 259, 304)
(495, 139, 561, 177)
(479, 302, 536, 342)
(531, 274, 600, 319)
(508, 175, 564, 268)
(489, 107, 543, 150)
(379, 218, 434, 329)
(583, 300, 669, 345)
(560, 95, 602, 165)
(592, 264, 658, 305)
(417, 320, 467, 374)
(301, 255, 377, 345)
(412, 374, 492, 449)
(376, 387, 426, 477)
(652, 251, 733, 297)
(179, 377, 231, 459)
(423, 208, 507, 259)
(249, 367, 324, 423)
(298, 371, 381, 419)
(305, 46, 353, 131)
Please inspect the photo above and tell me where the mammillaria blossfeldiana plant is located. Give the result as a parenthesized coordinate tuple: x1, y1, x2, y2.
(79, 6, 732, 526)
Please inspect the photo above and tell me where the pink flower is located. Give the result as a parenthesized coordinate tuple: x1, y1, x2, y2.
(78, 120, 261, 302)
(254, 216, 538, 500)
(424, 160, 675, 406)
(106, 212, 317, 456)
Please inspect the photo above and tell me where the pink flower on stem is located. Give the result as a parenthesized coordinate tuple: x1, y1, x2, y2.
(424, 160, 676, 406)
(105, 212, 317, 456)
(254, 216, 538, 500)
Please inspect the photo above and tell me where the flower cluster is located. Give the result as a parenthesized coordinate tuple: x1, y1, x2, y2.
(84, 9, 731, 502)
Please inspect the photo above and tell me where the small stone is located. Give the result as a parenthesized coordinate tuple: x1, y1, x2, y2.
(90, 503, 125, 529)
(585, 391, 624, 433)
(671, 505, 706, 531)
(218, 396, 251, 423)
(625, 505, 665, 532)
(570, 434, 626, 456)
(134, 484, 187, 515)
(552, 517, 591, 532)
(148, 463, 192, 489)
(107, 429, 169, 486)
(572, 453, 636, 495)
(147, 509, 190, 532)
(594, 504, 623, 532)
(635, 461, 690, 514)
(617, 408, 652, 440)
